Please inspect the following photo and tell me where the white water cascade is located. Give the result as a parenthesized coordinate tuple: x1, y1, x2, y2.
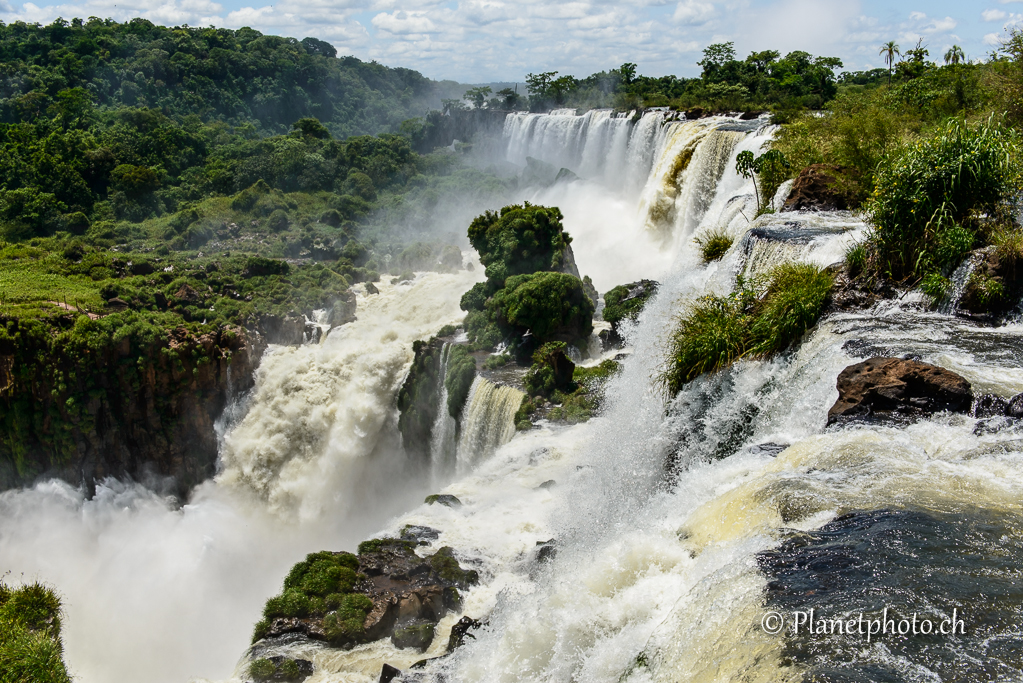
(428, 342, 459, 484)
(2, 107, 1022, 683)
(454, 377, 524, 474)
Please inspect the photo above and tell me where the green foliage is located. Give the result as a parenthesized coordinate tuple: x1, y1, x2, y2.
(735, 149, 790, 213)
(602, 280, 658, 327)
(694, 229, 734, 263)
(0, 582, 72, 683)
(661, 264, 833, 394)
(919, 272, 952, 300)
(515, 395, 538, 430)
(444, 345, 477, 418)
(845, 243, 867, 275)
(967, 272, 1006, 307)
(482, 353, 509, 370)
(867, 118, 1018, 278)
(523, 342, 572, 397)
(467, 203, 572, 288)
(491, 272, 594, 343)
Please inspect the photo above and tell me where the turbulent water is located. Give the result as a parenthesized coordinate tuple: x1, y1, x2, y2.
(3, 109, 1023, 683)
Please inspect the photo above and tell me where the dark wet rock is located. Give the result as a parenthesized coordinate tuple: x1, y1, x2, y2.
(365, 281, 380, 295)
(379, 663, 402, 683)
(258, 314, 306, 345)
(424, 494, 462, 508)
(397, 338, 448, 463)
(536, 480, 557, 490)
(748, 442, 789, 457)
(972, 394, 1010, 418)
(1008, 392, 1023, 419)
(824, 268, 898, 315)
(782, 164, 851, 212)
(827, 357, 972, 425)
(447, 615, 483, 652)
(739, 110, 765, 120)
(759, 509, 1023, 682)
(401, 525, 441, 543)
(173, 283, 202, 304)
(106, 297, 130, 310)
(327, 293, 357, 328)
(304, 322, 321, 344)
(392, 621, 435, 651)
(535, 539, 557, 565)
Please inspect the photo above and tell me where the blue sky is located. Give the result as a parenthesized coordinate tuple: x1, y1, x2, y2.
(0, 0, 1014, 82)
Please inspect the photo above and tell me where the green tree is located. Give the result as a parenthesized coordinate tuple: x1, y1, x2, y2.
(464, 86, 493, 110)
(879, 41, 900, 85)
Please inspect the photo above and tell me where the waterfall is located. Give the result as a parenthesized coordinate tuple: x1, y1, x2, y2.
(454, 377, 524, 473)
(938, 250, 986, 315)
(428, 342, 458, 483)
(7, 107, 1022, 683)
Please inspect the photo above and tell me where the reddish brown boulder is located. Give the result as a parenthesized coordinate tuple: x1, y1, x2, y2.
(828, 357, 972, 424)
(783, 164, 851, 212)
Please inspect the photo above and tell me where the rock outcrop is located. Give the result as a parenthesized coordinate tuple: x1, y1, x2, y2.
(0, 319, 264, 496)
(827, 357, 972, 424)
(958, 247, 1021, 317)
(783, 164, 852, 212)
(261, 539, 478, 654)
(600, 280, 659, 349)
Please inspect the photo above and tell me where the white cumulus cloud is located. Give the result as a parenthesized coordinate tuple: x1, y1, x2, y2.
(983, 9, 1007, 20)
(672, 0, 714, 25)
(371, 10, 438, 34)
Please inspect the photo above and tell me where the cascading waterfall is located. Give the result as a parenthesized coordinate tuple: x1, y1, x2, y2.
(454, 377, 524, 473)
(4, 107, 1021, 683)
(428, 342, 458, 483)
(258, 112, 1022, 683)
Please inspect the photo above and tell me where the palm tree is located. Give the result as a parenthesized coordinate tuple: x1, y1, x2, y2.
(944, 45, 965, 66)
(879, 41, 900, 85)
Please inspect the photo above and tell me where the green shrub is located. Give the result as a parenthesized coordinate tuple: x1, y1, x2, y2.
(482, 353, 509, 370)
(747, 264, 833, 356)
(491, 272, 594, 343)
(515, 395, 538, 430)
(661, 264, 833, 394)
(920, 272, 952, 300)
(0, 582, 72, 683)
(602, 280, 658, 327)
(867, 118, 1018, 278)
(845, 243, 867, 275)
(695, 228, 734, 262)
(467, 203, 572, 287)
(967, 272, 1006, 306)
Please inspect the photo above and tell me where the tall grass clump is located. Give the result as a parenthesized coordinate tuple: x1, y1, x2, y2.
(694, 228, 734, 262)
(661, 264, 832, 395)
(0, 582, 72, 683)
(867, 118, 1019, 280)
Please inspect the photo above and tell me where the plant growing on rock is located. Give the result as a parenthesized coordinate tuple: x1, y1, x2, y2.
(661, 263, 833, 394)
(694, 228, 734, 262)
(467, 203, 573, 288)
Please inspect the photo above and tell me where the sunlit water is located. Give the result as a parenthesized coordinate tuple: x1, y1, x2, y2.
(2, 110, 1021, 683)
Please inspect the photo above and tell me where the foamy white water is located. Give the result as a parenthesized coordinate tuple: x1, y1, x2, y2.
(3, 109, 1021, 683)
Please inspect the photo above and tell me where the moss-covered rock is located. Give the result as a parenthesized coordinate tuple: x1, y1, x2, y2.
(254, 538, 477, 651)
(601, 280, 658, 349)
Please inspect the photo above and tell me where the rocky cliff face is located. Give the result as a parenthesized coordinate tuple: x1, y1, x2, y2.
(0, 316, 265, 496)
